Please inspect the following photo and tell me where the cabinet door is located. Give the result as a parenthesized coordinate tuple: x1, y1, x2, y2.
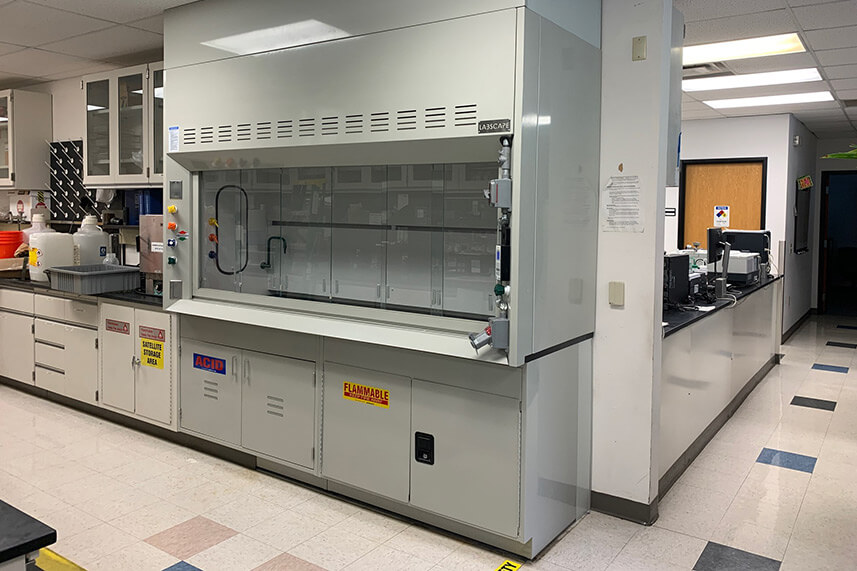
(0, 90, 11, 186)
(116, 65, 149, 184)
(148, 63, 164, 185)
(64, 325, 98, 405)
(410, 380, 521, 537)
(0, 311, 33, 383)
(83, 73, 114, 185)
(100, 304, 136, 412)
(322, 363, 410, 502)
(135, 309, 172, 425)
(180, 339, 241, 445)
(241, 351, 315, 468)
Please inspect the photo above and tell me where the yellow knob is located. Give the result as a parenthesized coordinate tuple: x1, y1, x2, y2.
(167, 204, 178, 214)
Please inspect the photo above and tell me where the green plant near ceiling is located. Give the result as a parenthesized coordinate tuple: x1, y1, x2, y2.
(821, 144, 857, 160)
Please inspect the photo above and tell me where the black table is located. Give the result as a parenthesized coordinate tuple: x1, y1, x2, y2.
(0, 500, 56, 569)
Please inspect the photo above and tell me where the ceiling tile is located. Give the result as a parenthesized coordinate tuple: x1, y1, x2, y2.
(39, 61, 118, 81)
(832, 78, 857, 90)
(805, 25, 857, 50)
(792, 107, 848, 119)
(0, 70, 39, 90)
(0, 41, 24, 57)
(682, 109, 726, 120)
(824, 64, 857, 79)
(104, 47, 163, 67)
(24, 0, 195, 24)
(792, 0, 857, 29)
(846, 108, 857, 118)
(685, 9, 797, 44)
(813, 128, 857, 137)
(724, 52, 817, 74)
(835, 88, 857, 98)
(127, 14, 163, 34)
(787, 0, 847, 5)
(0, 1, 113, 47)
(816, 47, 857, 66)
(682, 100, 712, 112)
(675, 0, 785, 22)
(0, 48, 95, 77)
(40, 25, 162, 61)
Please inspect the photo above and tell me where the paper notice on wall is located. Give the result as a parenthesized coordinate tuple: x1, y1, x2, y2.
(714, 205, 730, 227)
(168, 126, 179, 152)
(602, 175, 643, 232)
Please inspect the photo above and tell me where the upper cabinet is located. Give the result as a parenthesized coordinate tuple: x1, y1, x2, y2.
(83, 62, 163, 187)
(0, 89, 52, 189)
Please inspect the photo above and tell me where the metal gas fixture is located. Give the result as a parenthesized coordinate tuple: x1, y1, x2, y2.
(470, 136, 512, 352)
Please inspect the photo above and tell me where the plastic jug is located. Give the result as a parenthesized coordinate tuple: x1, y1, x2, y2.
(22, 213, 48, 245)
(29, 230, 74, 283)
(73, 215, 109, 266)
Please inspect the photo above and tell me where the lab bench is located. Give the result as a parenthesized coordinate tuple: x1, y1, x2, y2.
(659, 275, 783, 496)
(0, 500, 56, 571)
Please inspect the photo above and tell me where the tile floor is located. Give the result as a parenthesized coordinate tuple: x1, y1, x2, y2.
(2, 315, 857, 570)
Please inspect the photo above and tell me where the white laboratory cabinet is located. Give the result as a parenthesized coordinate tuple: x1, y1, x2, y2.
(179, 339, 316, 468)
(82, 62, 163, 187)
(0, 288, 34, 384)
(100, 303, 175, 426)
(0, 89, 52, 189)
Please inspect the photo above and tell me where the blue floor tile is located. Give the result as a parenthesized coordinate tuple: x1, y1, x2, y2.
(827, 341, 857, 349)
(694, 542, 780, 570)
(163, 563, 203, 571)
(757, 447, 817, 474)
(812, 363, 849, 374)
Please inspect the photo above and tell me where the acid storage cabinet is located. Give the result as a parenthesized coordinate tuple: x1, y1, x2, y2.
(162, 0, 600, 558)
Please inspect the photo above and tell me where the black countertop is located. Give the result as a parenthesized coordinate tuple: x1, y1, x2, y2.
(0, 279, 163, 308)
(663, 275, 783, 338)
(0, 500, 56, 563)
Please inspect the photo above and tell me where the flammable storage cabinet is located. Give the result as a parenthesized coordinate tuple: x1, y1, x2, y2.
(99, 301, 178, 428)
(162, 0, 600, 557)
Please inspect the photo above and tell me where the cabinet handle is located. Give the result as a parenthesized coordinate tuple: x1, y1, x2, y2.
(131, 355, 140, 367)
(377, 284, 382, 299)
(244, 359, 250, 384)
(232, 356, 238, 381)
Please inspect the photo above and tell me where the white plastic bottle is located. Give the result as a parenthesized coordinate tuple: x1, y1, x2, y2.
(29, 228, 74, 283)
(73, 215, 109, 266)
(22, 213, 48, 245)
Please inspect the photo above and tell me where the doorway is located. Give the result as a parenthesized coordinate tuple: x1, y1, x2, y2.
(819, 171, 857, 315)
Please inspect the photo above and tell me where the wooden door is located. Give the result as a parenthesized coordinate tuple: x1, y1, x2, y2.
(681, 161, 765, 249)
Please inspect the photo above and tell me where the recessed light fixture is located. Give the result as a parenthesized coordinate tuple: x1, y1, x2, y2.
(683, 33, 805, 67)
(202, 19, 348, 56)
(704, 91, 833, 109)
(683, 68, 821, 92)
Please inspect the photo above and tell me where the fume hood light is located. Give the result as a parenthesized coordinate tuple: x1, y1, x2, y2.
(202, 19, 348, 56)
(131, 87, 164, 99)
(704, 91, 833, 110)
(683, 68, 821, 92)
(87, 105, 105, 111)
(683, 33, 805, 67)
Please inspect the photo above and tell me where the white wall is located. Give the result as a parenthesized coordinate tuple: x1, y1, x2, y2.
(680, 115, 817, 335)
(592, 0, 678, 507)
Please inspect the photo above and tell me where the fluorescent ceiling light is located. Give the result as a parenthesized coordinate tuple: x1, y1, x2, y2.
(704, 91, 833, 109)
(683, 68, 821, 92)
(131, 87, 164, 99)
(683, 33, 805, 66)
(0, 117, 7, 122)
(87, 104, 105, 111)
(202, 19, 348, 56)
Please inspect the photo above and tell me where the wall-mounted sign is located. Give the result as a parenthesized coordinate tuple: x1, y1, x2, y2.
(797, 175, 813, 190)
(714, 205, 730, 227)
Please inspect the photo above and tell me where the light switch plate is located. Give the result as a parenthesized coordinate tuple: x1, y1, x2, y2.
(632, 36, 647, 61)
(609, 281, 625, 306)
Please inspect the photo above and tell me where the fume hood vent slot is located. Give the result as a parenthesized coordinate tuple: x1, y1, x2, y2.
(182, 128, 196, 146)
(299, 118, 316, 137)
(454, 104, 477, 127)
(345, 114, 364, 134)
(256, 122, 272, 140)
(200, 126, 214, 144)
(277, 120, 293, 138)
(425, 107, 446, 129)
(370, 112, 390, 132)
(321, 116, 339, 136)
(237, 123, 252, 141)
(217, 125, 232, 143)
(397, 109, 417, 131)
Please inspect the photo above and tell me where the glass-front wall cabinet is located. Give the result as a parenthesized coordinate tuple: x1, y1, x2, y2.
(199, 163, 498, 320)
(0, 95, 8, 180)
(151, 67, 164, 178)
(118, 72, 144, 176)
(86, 79, 110, 178)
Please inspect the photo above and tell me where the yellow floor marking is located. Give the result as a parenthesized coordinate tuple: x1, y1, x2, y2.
(495, 561, 523, 571)
(35, 549, 87, 571)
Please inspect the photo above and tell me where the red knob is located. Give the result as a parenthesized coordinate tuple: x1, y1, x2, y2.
(167, 222, 177, 231)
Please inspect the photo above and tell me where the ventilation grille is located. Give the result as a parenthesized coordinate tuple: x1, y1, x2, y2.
(266, 395, 285, 417)
(203, 380, 218, 400)
(177, 103, 483, 147)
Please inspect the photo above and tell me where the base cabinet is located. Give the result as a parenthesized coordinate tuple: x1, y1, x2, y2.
(0, 311, 34, 384)
(34, 318, 97, 404)
(180, 339, 315, 468)
(100, 303, 174, 425)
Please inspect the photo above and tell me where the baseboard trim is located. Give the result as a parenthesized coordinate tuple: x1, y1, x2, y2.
(782, 309, 811, 344)
(658, 354, 778, 499)
(0, 377, 256, 469)
(590, 491, 658, 525)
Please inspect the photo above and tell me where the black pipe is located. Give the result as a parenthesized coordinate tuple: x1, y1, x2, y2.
(260, 236, 287, 269)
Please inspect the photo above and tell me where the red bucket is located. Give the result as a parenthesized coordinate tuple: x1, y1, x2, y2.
(0, 231, 24, 259)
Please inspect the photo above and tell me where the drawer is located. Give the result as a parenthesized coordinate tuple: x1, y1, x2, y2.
(34, 294, 67, 321)
(0, 289, 34, 314)
(34, 319, 66, 347)
(35, 342, 66, 371)
(35, 366, 65, 395)
(67, 300, 98, 327)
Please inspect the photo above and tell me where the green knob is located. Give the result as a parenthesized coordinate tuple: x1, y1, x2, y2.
(494, 283, 505, 296)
